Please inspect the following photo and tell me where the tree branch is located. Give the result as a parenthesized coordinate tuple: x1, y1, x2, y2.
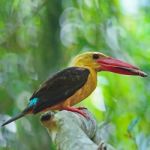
(40, 109, 116, 150)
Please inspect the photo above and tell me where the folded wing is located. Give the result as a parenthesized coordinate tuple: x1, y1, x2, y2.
(30, 67, 90, 113)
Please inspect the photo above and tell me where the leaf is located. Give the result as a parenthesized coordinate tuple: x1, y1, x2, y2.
(127, 117, 140, 133)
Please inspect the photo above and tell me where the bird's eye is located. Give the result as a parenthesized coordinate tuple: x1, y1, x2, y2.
(92, 54, 99, 59)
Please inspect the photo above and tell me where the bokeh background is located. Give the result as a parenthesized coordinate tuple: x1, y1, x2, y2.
(0, 0, 150, 150)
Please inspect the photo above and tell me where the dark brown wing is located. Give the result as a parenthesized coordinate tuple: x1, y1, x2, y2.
(30, 67, 90, 113)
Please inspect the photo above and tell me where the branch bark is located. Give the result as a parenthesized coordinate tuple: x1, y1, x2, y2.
(40, 109, 116, 150)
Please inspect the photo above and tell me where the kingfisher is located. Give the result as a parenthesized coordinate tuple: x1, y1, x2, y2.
(1, 52, 147, 126)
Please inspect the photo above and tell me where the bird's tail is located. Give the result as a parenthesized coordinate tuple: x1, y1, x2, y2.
(1, 107, 32, 127)
(1, 112, 25, 127)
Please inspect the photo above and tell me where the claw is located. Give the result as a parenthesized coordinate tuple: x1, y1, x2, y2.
(77, 106, 87, 110)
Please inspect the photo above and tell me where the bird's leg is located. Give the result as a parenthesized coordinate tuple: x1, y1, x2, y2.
(61, 107, 89, 119)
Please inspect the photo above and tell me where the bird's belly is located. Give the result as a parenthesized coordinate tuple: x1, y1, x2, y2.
(64, 70, 97, 106)
(68, 84, 95, 106)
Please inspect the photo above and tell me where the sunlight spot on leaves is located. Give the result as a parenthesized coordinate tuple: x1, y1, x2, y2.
(90, 87, 106, 111)
(0, 115, 16, 133)
(0, 131, 7, 147)
(16, 91, 31, 110)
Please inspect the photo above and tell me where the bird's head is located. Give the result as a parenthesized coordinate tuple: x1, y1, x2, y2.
(71, 52, 147, 77)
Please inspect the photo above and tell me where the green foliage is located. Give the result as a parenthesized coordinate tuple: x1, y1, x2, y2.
(0, 0, 150, 150)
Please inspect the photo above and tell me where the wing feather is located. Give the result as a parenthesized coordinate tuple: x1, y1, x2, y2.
(30, 67, 90, 113)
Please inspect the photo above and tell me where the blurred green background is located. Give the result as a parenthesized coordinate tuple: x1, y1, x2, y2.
(0, 0, 150, 150)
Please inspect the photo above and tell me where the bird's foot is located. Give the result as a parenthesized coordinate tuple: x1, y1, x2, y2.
(77, 106, 87, 110)
(62, 107, 89, 119)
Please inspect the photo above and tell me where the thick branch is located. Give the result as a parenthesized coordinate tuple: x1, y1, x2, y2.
(40, 109, 116, 150)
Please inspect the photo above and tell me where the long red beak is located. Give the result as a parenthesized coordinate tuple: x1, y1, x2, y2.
(97, 57, 147, 77)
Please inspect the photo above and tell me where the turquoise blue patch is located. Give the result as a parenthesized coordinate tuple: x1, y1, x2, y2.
(29, 97, 38, 107)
